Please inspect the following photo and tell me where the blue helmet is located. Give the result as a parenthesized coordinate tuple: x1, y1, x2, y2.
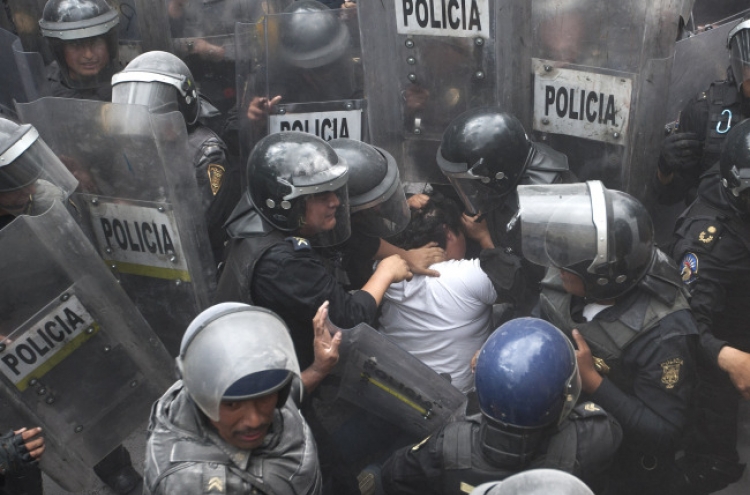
(475, 318, 580, 429)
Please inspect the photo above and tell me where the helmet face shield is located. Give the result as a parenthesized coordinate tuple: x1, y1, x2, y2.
(351, 179, 410, 238)
(519, 182, 600, 270)
(729, 21, 750, 91)
(444, 174, 504, 215)
(111, 80, 180, 115)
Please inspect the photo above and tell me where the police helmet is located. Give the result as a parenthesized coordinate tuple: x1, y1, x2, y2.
(437, 107, 534, 215)
(520, 181, 655, 301)
(720, 118, 750, 214)
(470, 470, 594, 495)
(0, 118, 76, 196)
(112, 51, 201, 126)
(246, 132, 350, 246)
(329, 139, 409, 237)
(278, 0, 351, 69)
(39, 0, 119, 89)
(728, 19, 750, 91)
(475, 318, 580, 429)
(177, 303, 301, 422)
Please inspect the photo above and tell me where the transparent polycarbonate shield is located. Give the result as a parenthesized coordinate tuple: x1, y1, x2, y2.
(168, 0, 288, 117)
(530, 0, 684, 195)
(331, 321, 467, 438)
(0, 201, 173, 492)
(359, 0, 531, 184)
(17, 98, 216, 356)
(692, 0, 750, 28)
(667, 19, 740, 125)
(0, 29, 48, 115)
(517, 182, 598, 270)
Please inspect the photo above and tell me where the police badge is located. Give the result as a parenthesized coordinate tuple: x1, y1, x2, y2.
(660, 358, 683, 389)
(680, 252, 698, 284)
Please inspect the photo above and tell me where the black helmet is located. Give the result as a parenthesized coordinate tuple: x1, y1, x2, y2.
(39, 0, 119, 89)
(520, 181, 655, 301)
(246, 132, 350, 246)
(437, 107, 534, 215)
(720, 118, 750, 214)
(278, 0, 351, 69)
(112, 51, 201, 126)
(727, 19, 750, 92)
(329, 139, 409, 238)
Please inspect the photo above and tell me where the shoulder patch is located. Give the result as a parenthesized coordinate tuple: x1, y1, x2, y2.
(207, 163, 225, 196)
(680, 252, 699, 285)
(660, 358, 684, 390)
(697, 225, 719, 247)
(285, 236, 312, 251)
(571, 401, 607, 418)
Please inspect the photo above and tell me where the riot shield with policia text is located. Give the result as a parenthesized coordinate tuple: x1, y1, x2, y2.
(0, 201, 173, 492)
(235, 2, 365, 169)
(17, 99, 216, 356)
(529, 0, 688, 197)
(329, 320, 467, 438)
(358, 0, 532, 184)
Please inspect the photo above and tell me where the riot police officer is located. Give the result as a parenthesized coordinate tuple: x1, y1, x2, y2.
(144, 302, 337, 494)
(669, 119, 750, 494)
(38, 0, 120, 100)
(111, 50, 239, 264)
(380, 317, 622, 495)
(655, 18, 750, 205)
(329, 138, 444, 290)
(436, 107, 576, 317)
(518, 181, 699, 495)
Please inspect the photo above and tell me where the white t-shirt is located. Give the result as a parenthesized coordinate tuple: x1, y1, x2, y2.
(378, 258, 497, 393)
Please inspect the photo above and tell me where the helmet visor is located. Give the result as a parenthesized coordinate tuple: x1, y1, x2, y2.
(112, 80, 179, 115)
(352, 179, 410, 238)
(729, 23, 750, 89)
(519, 182, 602, 271)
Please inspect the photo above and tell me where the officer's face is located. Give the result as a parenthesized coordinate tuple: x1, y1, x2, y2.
(299, 191, 340, 237)
(560, 269, 586, 297)
(63, 37, 109, 80)
(210, 392, 278, 450)
(0, 184, 36, 216)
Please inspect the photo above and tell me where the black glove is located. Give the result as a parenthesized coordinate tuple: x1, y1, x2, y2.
(0, 430, 33, 475)
(658, 131, 702, 175)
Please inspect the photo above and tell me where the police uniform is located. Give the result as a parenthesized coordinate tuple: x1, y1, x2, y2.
(144, 381, 321, 495)
(656, 72, 749, 205)
(380, 403, 621, 495)
(539, 257, 699, 495)
(479, 143, 576, 317)
(670, 167, 749, 489)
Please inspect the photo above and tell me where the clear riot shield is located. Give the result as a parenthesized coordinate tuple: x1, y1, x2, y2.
(331, 321, 467, 438)
(0, 201, 174, 492)
(236, 6, 366, 169)
(359, 0, 531, 184)
(667, 19, 740, 125)
(17, 99, 216, 356)
(0, 29, 48, 116)
(530, 1, 684, 197)
(693, 0, 750, 28)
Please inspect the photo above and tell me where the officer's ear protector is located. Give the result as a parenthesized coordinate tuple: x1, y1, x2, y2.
(176, 303, 298, 410)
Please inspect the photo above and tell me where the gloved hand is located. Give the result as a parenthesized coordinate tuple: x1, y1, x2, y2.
(0, 429, 36, 475)
(658, 131, 702, 175)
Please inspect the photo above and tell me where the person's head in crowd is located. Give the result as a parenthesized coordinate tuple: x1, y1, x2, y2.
(390, 193, 465, 261)
(246, 131, 350, 246)
(39, 0, 120, 89)
(519, 181, 655, 302)
(176, 303, 300, 450)
(329, 138, 410, 238)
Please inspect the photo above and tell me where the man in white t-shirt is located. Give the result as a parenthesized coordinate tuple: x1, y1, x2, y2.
(378, 194, 497, 393)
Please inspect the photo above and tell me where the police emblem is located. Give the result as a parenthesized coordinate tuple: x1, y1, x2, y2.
(660, 358, 683, 389)
(698, 225, 717, 245)
(680, 252, 698, 284)
(207, 163, 225, 196)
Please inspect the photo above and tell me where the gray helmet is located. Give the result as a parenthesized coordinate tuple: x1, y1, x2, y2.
(470, 469, 594, 495)
(176, 303, 301, 422)
(728, 19, 750, 91)
(329, 139, 409, 238)
(112, 51, 201, 126)
(520, 181, 655, 301)
(0, 118, 77, 196)
(39, 0, 119, 89)
(247, 131, 351, 247)
(279, 0, 351, 69)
